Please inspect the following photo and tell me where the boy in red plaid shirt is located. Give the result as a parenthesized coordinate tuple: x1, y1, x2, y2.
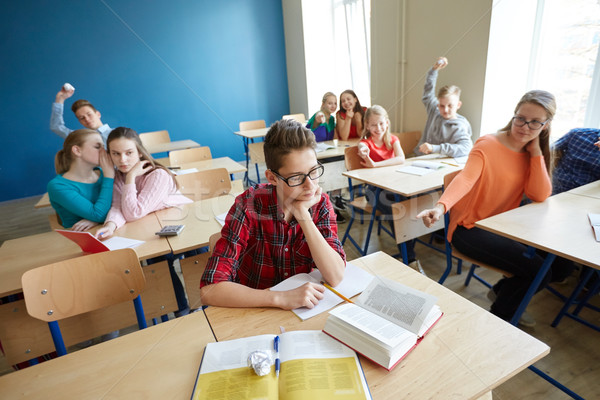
(200, 119, 346, 309)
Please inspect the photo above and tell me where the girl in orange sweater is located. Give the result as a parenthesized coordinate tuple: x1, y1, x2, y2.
(417, 90, 573, 326)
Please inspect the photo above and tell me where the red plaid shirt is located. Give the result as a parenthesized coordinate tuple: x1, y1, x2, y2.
(201, 184, 346, 289)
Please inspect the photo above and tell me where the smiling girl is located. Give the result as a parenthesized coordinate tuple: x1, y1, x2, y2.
(335, 89, 366, 140)
(47, 129, 115, 230)
(357, 105, 405, 168)
(306, 92, 337, 142)
(417, 90, 573, 326)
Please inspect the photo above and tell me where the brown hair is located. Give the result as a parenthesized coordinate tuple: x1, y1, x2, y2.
(54, 129, 101, 174)
(499, 90, 556, 173)
(106, 127, 179, 188)
(362, 105, 393, 149)
(264, 119, 316, 172)
(339, 89, 365, 121)
(71, 99, 98, 114)
(437, 85, 461, 99)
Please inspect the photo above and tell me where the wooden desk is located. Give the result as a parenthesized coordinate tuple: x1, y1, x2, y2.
(342, 156, 462, 198)
(177, 156, 246, 175)
(0, 311, 215, 399)
(34, 192, 50, 208)
(145, 139, 200, 155)
(568, 179, 600, 199)
(341, 156, 462, 256)
(476, 192, 600, 270)
(0, 213, 170, 298)
(316, 139, 360, 160)
(204, 252, 549, 400)
(234, 126, 269, 140)
(155, 195, 235, 254)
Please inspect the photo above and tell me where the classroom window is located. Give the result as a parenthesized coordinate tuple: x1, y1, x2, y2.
(303, 0, 371, 114)
(481, 0, 600, 138)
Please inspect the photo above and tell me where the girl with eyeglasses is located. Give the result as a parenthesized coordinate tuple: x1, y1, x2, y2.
(417, 90, 573, 327)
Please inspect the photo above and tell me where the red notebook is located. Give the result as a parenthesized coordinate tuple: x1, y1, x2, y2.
(56, 230, 110, 253)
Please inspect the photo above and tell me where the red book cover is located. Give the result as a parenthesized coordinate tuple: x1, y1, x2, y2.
(55, 230, 110, 253)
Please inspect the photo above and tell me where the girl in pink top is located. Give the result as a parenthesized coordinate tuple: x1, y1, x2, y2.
(335, 89, 366, 140)
(96, 127, 191, 239)
(417, 91, 573, 326)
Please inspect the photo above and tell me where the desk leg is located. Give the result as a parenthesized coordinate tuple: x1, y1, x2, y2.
(243, 138, 250, 187)
(509, 253, 556, 326)
(358, 187, 381, 256)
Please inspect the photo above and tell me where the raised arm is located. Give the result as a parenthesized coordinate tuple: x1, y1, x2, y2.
(50, 87, 75, 138)
(336, 111, 353, 140)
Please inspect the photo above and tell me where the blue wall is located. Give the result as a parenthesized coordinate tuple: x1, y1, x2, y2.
(0, 0, 289, 202)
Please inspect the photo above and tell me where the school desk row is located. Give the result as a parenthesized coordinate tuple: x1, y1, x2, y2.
(0, 194, 236, 365)
(0, 252, 548, 400)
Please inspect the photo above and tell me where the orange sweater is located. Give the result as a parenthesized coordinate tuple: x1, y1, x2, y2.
(439, 134, 551, 241)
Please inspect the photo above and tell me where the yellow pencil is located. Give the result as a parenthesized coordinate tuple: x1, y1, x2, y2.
(441, 161, 459, 167)
(321, 281, 354, 303)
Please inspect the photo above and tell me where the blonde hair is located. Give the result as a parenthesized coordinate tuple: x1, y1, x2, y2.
(437, 85, 461, 99)
(361, 105, 393, 149)
(320, 92, 336, 120)
(499, 90, 556, 174)
(107, 127, 179, 189)
(54, 129, 101, 174)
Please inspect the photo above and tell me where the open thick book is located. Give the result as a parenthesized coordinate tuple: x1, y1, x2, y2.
(191, 330, 372, 400)
(323, 276, 442, 370)
(270, 263, 374, 320)
(55, 229, 144, 253)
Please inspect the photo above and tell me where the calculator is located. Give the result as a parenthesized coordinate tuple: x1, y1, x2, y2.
(155, 225, 185, 236)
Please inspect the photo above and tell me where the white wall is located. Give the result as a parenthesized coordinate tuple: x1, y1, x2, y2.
(282, 0, 309, 117)
(371, 0, 493, 139)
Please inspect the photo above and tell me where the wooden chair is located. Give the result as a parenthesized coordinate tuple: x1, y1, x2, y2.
(239, 120, 267, 183)
(48, 213, 63, 230)
(282, 113, 306, 123)
(175, 168, 232, 201)
(239, 120, 266, 131)
(179, 233, 221, 311)
(21, 248, 147, 356)
(341, 146, 384, 256)
(439, 170, 513, 285)
(392, 131, 421, 157)
(139, 130, 171, 148)
(168, 147, 212, 166)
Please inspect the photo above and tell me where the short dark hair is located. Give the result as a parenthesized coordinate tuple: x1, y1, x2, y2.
(71, 99, 98, 114)
(263, 119, 316, 172)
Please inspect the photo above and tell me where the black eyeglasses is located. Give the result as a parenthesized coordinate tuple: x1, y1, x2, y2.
(512, 116, 550, 130)
(270, 163, 325, 187)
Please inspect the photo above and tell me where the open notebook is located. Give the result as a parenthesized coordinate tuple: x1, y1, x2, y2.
(56, 230, 144, 253)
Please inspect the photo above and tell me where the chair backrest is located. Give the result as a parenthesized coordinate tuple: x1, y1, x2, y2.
(180, 252, 210, 310)
(392, 131, 421, 156)
(444, 170, 462, 189)
(48, 213, 63, 230)
(138, 130, 171, 147)
(249, 141, 266, 164)
(282, 113, 306, 123)
(169, 147, 212, 165)
(239, 120, 266, 131)
(175, 168, 232, 201)
(22, 248, 146, 322)
(344, 146, 363, 171)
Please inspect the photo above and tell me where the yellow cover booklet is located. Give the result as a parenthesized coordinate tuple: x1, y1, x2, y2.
(191, 330, 372, 400)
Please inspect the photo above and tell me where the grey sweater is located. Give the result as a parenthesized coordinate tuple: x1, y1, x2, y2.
(414, 69, 473, 157)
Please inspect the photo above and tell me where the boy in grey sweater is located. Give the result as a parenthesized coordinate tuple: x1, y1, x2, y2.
(414, 57, 472, 157)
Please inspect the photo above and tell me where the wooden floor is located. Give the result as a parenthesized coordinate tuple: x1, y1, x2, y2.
(1, 194, 599, 399)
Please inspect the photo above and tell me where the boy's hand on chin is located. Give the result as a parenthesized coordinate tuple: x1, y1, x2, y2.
(291, 186, 322, 220)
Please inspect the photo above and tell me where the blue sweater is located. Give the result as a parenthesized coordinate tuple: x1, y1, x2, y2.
(47, 168, 114, 228)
